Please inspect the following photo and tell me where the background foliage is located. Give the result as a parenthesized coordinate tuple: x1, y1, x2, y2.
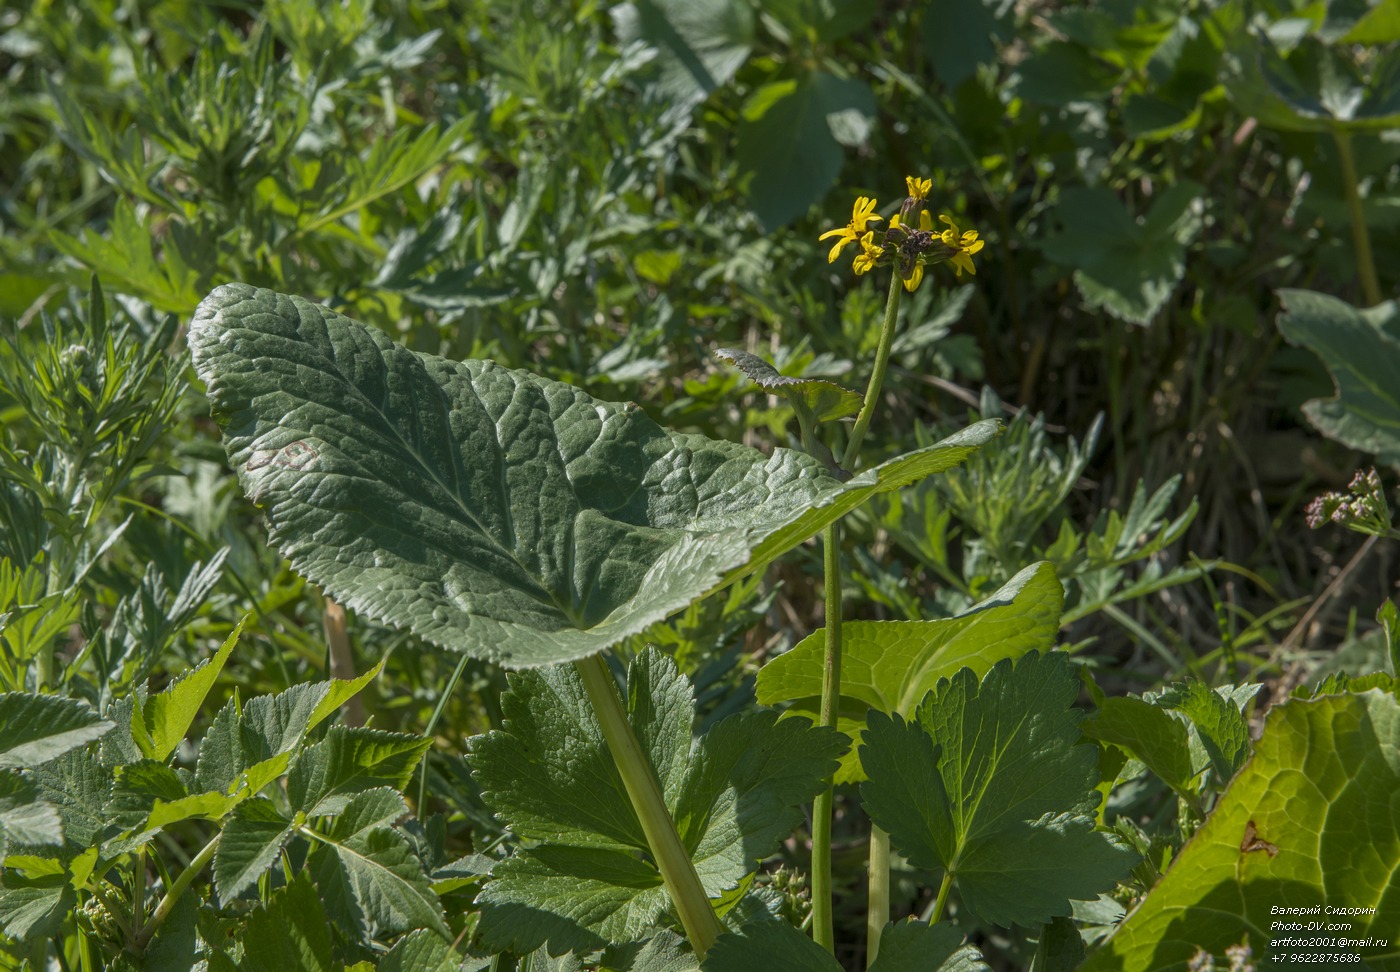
(2, 0, 1399, 969)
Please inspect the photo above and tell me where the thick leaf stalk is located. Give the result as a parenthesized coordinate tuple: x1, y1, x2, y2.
(573, 654, 723, 956)
(1333, 128, 1382, 306)
(134, 832, 220, 951)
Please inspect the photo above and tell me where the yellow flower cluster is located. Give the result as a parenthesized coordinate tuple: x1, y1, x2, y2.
(819, 177, 984, 290)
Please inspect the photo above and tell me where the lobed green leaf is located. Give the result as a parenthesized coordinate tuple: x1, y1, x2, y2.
(131, 618, 243, 762)
(287, 726, 432, 817)
(1081, 697, 1196, 795)
(310, 825, 449, 940)
(214, 798, 294, 904)
(860, 652, 1135, 928)
(1276, 288, 1400, 467)
(758, 562, 1062, 782)
(239, 873, 335, 972)
(0, 693, 113, 770)
(468, 648, 844, 955)
(713, 348, 862, 425)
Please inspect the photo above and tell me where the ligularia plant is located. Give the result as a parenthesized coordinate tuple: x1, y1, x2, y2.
(187, 179, 1133, 969)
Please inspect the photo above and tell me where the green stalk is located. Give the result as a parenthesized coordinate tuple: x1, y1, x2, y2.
(574, 654, 723, 956)
(133, 832, 220, 951)
(841, 273, 906, 469)
(35, 556, 63, 692)
(133, 846, 146, 941)
(930, 870, 955, 924)
(1334, 128, 1383, 306)
(78, 922, 98, 972)
(866, 824, 891, 967)
(811, 523, 842, 952)
(813, 272, 905, 952)
(418, 650, 471, 819)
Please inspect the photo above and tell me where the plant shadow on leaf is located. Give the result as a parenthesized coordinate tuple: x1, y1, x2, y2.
(1083, 690, 1400, 971)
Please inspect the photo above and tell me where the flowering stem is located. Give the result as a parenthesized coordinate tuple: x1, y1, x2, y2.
(842, 272, 905, 469)
(1334, 128, 1382, 306)
(812, 523, 842, 952)
(866, 824, 891, 967)
(574, 654, 722, 957)
(813, 271, 905, 952)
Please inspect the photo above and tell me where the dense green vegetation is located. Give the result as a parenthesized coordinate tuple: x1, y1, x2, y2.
(1, 1, 1398, 970)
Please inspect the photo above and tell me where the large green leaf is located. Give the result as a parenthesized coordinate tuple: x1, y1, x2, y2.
(611, 0, 754, 106)
(106, 760, 189, 844)
(189, 284, 994, 669)
(1085, 690, 1400, 971)
(860, 653, 1136, 928)
(0, 693, 114, 770)
(1040, 184, 1202, 326)
(377, 929, 470, 972)
(28, 749, 113, 854)
(194, 661, 385, 799)
(467, 648, 844, 955)
(1276, 288, 1400, 468)
(757, 562, 1062, 782)
(702, 917, 840, 972)
(1153, 680, 1255, 786)
(870, 920, 991, 972)
(737, 72, 876, 231)
(0, 873, 73, 941)
(1225, 33, 1400, 134)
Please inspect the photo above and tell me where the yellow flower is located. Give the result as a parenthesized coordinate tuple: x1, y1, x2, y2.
(905, 176, 932, 201)
(852, 232, 884, 275)
(939, 215, 986, 277)
(819, 196, 883, 263)
(903, 264, 924, 292)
